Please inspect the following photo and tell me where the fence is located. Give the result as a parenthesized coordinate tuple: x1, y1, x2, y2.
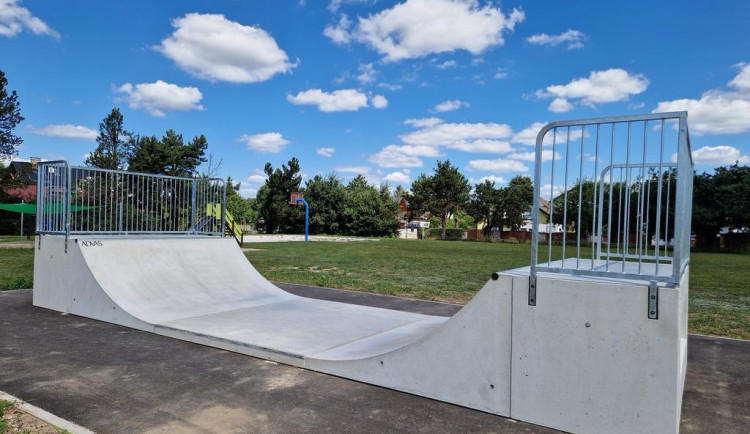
(529, 112, 693, 308)
(36, 161, 226, 242)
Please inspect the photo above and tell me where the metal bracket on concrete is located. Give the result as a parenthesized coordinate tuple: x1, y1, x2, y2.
(648, 280, 658, 320)
(528, 276, 536, 306)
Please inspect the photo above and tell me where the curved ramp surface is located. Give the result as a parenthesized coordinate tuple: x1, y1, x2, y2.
(33, 235, 513, 417)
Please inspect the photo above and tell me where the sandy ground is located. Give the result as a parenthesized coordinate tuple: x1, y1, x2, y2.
(242, 234, 377, 243)
(0, 242, 33, 249)
(1, 404, 63, 434)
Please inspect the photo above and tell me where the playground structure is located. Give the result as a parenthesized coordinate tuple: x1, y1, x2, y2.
(32, 112, 692, 434)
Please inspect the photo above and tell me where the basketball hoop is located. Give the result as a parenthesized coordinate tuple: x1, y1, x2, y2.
(290, 192, 303, 205)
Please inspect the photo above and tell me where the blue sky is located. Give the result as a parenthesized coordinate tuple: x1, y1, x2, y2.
(2, 0, 749, 197)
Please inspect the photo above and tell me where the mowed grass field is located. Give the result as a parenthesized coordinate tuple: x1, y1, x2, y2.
(0, 237, 748, 339)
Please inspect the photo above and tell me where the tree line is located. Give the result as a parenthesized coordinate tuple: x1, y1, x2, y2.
(0, 68, 747, 245)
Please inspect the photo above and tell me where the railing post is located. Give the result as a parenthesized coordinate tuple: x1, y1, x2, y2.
(221, 181, 227, 238)
(190, 179, 197, 235)
(64, 162, 71, 252)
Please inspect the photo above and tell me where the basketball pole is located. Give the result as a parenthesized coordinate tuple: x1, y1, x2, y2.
(295, 197, 309, 242)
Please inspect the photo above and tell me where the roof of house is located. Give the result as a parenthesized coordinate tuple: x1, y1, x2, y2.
(539, 197, 551, 215)
(7, 161, 38, 184)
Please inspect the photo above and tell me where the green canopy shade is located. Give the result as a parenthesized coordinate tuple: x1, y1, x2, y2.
(0, 203, 97, 214)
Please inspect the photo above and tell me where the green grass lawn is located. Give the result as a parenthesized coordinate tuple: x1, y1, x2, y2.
(0, 247, 33, 290)
(0, 237, 747, 339)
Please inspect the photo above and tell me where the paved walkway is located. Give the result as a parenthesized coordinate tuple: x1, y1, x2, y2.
(0, 287, 748, 433)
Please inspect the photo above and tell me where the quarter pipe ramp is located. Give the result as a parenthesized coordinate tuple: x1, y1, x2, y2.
(34, 235, 686, 433)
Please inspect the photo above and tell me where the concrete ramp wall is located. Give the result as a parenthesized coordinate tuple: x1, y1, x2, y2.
(33, 235, 686, 434)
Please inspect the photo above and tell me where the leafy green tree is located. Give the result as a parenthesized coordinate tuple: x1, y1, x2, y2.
(692, 163, 750, 248)
(467, 180, 505, 238)
(255, 158, 303, 233)
(304, 173, 347, 234)
(86, 108, 132, 170)
(411, 160, 470, 239)
(128, 130, 208, 177)
(503, 175, 533, 230)
(0, 70, 24, 158)
(342, 175, 398, 237)
(551, 180, 598, 235)
(225, 176, 254, 224)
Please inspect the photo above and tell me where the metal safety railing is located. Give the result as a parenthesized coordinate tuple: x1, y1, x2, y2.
(529, 112, 693, 310)
(36, 161, 227, 243)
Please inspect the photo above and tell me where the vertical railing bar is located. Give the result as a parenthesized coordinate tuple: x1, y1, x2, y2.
(638, 120, 648, 273)
(606, 123, 615, 271)
(645, 174, 651, 259)
(665, 168, 671, 260)
(655, 119, 664, 271)
(548, 128, 557, 266)
(591, 124, 600, 270)
(616, 168, 622, 259)
(623, 121, 632, 272)
(576, 125, 585, 269)
(561, 126, 571, 267)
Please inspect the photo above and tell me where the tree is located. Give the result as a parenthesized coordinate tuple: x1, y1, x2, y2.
(225, 176, 254, 224)
(128, 130, 208, 176)
(255, 158, 303, 233)
(467, 180, 504, 238)
(304, 173, 347, 234)
(86, 108, 132, 170)
(0, 69, 24, 158)
(692, 163, 750, 249)
(503, 175, 533, 230)
(551, 180, 598, 236)
(411, 160, 470, 240)
(342, 175, 399, 237)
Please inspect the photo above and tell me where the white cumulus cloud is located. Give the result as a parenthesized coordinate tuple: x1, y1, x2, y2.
(512, 121, 585, 146)
(470, 175, 506, 185)
(352, 0, 525, 62)
(238, 132, 290, 153)
(507, 150, 560, 162)
(316, 147, 336, 157)
(336, 165, 371, 174)
(371, 94, 388, 109)
(432, 99, 470, 113)
(27, 124, 97, 140)
(653, 62, 750, 135)
(466, 158, 528, 172)
(536, 68, 649, 112)
(287, 88, 369, 112)
(446, 139, 512, 154)
(369, 144, 443, 168)
(527, 29, 585, 49)
(114, 80, 204, 117)
(157, 13, 295, 83)
(681, 145, 750, 165)
(384, 170, 411, 184)
(401, 122, 513, 146)
(323, 14, 352, 45)
(0, 0, 59, 39)
(548, 97, 574, 113)
(404, 117, 443, 128)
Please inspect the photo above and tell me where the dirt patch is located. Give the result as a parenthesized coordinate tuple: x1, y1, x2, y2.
(1, 403, 66, 434)
(241, 248, 266, 252)
(0, 243, 33, 249)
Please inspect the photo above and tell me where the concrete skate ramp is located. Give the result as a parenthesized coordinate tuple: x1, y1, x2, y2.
(34, 235, 512, 415)
(34, 235, 687, 433)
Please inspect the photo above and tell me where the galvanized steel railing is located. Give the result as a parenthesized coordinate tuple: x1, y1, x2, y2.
(36, 161, 227, 243)
(529, 112, 693, 308)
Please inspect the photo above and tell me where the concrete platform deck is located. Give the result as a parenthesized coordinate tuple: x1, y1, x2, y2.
(1, 286, 748, 433)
